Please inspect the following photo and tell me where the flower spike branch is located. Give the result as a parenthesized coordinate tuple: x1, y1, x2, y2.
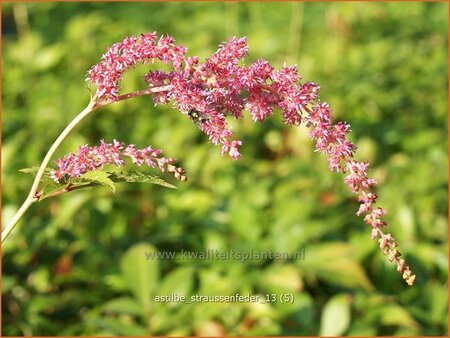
(3, 32, 415, 286)
(51, 140, 186, 183)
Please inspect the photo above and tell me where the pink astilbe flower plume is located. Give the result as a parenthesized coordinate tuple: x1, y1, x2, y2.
(51, 140, 187, 183)
(86, 32, 415, 285)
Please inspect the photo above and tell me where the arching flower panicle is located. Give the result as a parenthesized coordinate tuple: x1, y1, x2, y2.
(84, 32, 416, 285)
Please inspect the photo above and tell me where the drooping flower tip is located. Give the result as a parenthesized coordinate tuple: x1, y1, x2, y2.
(221, 140, 242, 160)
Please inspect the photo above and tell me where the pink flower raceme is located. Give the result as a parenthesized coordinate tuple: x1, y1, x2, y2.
(51, 140, 187, 182)
(87, 33, 415, 285)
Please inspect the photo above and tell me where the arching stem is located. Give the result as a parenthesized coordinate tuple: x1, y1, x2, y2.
(2, 86, 171, 243)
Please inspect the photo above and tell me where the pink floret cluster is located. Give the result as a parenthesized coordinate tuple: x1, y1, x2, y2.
(88, 33, 320, 160)
(87, 33, 186, 100)
(51, 140, 187, 182)
(85, 32, 415, 285)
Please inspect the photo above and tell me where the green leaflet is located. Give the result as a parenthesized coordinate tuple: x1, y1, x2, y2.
(19, 167, 66, 199)
(19, 167, 53, 175)
(19, 167, 178, 200)
(108, 171, 177, 189)
(77, 170, 116, 193)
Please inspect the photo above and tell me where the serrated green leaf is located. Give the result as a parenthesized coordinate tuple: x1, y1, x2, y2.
(19, 166, 54, 179)
(77, 170, 116, 193)
(20, 166, 71, 200)
(39, 180, 68, 200)
(109, 171, 177, 189)
(20, 168, 177, 200)
(20, 166, 60, 190)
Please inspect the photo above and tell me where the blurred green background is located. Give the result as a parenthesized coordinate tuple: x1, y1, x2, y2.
(2, 2, 448, 336)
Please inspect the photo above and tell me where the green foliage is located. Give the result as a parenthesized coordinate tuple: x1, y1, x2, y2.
(20, 167, 177, 200)
(78, 170, 116, 193)
(108, 171, 177, 189)
(2, 2, 447, 336)
(120, 243, 159, 310)
(319, 294, 351, 336)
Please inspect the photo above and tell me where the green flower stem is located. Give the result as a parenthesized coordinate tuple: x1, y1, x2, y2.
(2, 96, 97, 243)
(31, 97, 98, 201)
(1, 197, 35, 243)
(2, 85, 172, 243)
